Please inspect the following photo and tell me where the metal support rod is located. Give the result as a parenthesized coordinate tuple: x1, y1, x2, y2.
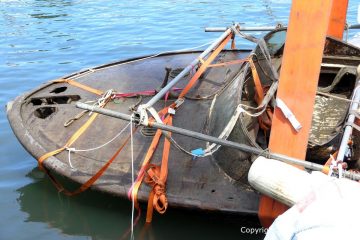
(349, 24, 360, 29)
(205, 24, 360, 33)
(139, 26, 234, 110)
(337, 66, 360, 161)
(205, 26, 275, 32)
(76, 102, 360, 181)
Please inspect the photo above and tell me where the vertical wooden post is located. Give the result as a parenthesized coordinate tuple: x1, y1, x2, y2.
(327, 0, 349, 40)
(258, 0, 333, 228)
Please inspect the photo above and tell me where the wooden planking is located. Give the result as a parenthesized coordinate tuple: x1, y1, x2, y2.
(327, 0, 349, 40)
(258, 0, 334, 228)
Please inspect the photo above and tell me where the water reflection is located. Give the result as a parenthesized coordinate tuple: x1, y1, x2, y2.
(17, 168, 133, 239)
(261, 0, 277, 22)
(29, 13, 68, 19)
(32, 0, 76, 8)
(17, 168, 264, 240)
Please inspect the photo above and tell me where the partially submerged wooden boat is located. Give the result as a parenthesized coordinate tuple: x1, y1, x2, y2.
(6, 26, 360, 218)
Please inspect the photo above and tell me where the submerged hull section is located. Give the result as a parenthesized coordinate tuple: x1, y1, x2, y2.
(7, 50, 260, 215)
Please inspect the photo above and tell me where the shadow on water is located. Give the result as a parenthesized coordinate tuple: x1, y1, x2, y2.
(17, 168, 265, 240)
(28, 0, 72, 20)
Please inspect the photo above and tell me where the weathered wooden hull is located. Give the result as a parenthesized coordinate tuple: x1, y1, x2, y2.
(6, 50, 261, 215)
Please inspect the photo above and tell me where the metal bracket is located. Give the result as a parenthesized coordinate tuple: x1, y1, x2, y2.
(174, 98, 185, 108)
(276, 98, 302, 132)
(134, 105, 148, 126)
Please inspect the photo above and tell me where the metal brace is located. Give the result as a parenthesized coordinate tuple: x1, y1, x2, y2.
(134, 105, 148, 126)
(174, 98, 185, 109)
(276, 98, 302, 132)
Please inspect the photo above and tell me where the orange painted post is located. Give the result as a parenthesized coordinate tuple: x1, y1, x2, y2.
(258, 0, 333, 228)
(327, 0, 349, 40)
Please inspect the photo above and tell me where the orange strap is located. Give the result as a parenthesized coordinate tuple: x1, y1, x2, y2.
(44, 131, 133, 196)
(146, 33, 233, 116)
(321, 165, 331, 175)
(148, 33, 234, 117)
(231, 35, 236, 50)
(249, 58, 264, 100)
(38, 80, 112, 196)
(179, 33, 233, 99)
(208, 58, 247, 68)
(53, 78, 103, 96)
(145, 115, 172, 223)
(131, 31, 233, 222)
(325, 151, 339, 166)
(249, 57, 273, 131)
(130, 116, 171, 209)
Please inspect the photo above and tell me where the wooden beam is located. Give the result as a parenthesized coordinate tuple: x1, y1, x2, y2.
(258, 0, 333, 228)
(327, 0, 349, 40)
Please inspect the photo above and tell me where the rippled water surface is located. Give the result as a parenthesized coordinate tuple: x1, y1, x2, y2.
(1, 1, 359, 239)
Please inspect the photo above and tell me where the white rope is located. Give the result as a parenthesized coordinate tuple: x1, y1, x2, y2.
(170, 102, 266, 158)
(65, 122, 130, 170)
(130, 115, 135, 240)
(66, 122, 130, 153)
(68, 148, 74, 169)
(71, 39, 218, 81)
(201, 103, 266, 156)
(89, 89, 114, 115)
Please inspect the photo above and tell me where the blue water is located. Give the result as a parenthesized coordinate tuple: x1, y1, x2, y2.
(1, 1, 359, 239)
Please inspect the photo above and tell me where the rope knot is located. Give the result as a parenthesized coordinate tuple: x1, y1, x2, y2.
(143, 164, 168, 214)
(144, 164, 161, 186)
(152, 185, 168, 214)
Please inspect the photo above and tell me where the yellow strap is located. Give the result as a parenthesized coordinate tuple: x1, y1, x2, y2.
(53, 78, 103, 96)
(38, 78, 106, 170)
(38, 112, 100, 170)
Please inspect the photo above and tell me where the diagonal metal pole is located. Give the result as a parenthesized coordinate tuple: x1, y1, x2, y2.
(138, 25, 235, 111)
(336, 67, 360, 161)
(76, 102, 360, 181)
(204, 24, 360, 32)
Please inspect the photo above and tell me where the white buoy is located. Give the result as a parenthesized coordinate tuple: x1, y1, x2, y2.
(248, 156, 329, 206)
